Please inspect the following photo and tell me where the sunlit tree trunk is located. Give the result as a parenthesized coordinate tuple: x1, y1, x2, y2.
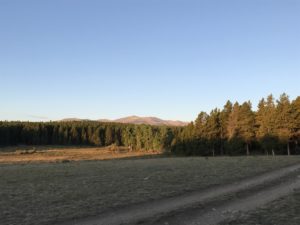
(246, 143, 250, 156)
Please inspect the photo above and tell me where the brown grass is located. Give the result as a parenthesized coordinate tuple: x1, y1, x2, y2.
(1, 155, 300, 225)
(220, 188, 300, 225)
(0, 146, 161, 164)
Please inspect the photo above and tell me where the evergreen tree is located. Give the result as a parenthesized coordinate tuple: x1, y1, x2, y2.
(92, 127, 102, 146)
(238, 101, 255, 155)
(256, 95, 277, 154)
(105, 126, 114, 146)
(206, 109, 221, 156)
(81, 127, 88, 145)
(275, 93, 293, 155)
(291, 97, 300, 152)
(220, 101, 233, 154)
(195, 112, 208, 139)
(70, 126, 79, 144)
(227, 102, 240, 139)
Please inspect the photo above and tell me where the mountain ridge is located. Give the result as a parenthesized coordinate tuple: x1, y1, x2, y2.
(61, 116, 188, 126)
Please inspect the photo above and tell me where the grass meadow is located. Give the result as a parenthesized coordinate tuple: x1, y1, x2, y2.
(221, 189, 300, 225)
(1, 149, 300, 225)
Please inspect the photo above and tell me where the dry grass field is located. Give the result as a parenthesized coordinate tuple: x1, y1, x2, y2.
(0, 145, 161, 164)
(220, 189, 300, 225)
(1, 151, 300, 225)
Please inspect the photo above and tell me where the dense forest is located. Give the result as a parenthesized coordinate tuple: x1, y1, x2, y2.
(1, 93, 300, 156)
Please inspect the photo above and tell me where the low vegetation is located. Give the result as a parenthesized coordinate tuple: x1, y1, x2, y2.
(1, 156, 300, 225)
(221, 188, 300, 225)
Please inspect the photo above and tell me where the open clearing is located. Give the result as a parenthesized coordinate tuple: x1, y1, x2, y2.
(0, 146, 160, 163)
(1, 152, 300, 225)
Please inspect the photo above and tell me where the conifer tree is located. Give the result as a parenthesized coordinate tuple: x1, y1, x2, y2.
(291, 97, 300, 150)
(195, 112, 208, 139)
(220, 101, 233, 154)
(256, 95, 277, 154)
(227, 102, 240, 139)
(238, 101, 255, 155)
(206, 109, 221, 156)
(81, 127, 88, 145)
(105, 126, 114, 146)
(70, 126, 79, 144)
(275, 93, 293, 155)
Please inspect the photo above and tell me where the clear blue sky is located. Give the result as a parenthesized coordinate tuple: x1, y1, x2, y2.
(1, 0, 300, 122)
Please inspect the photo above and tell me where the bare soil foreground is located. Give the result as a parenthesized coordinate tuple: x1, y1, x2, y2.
(59, 163, 300, 225)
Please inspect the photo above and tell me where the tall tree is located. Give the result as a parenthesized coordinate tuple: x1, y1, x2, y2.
(238, 101, 255, 155)
(206, 108, 221, 156)
(227, 102, 240, 139)
(291, 97, 300, 151)
(195, 112, 208, 139)
(220, 100, 233, 154)
(105, 126, 114, 146)
(256, 95, 277, 154)
(70, 125, 79, 144)
(275, 93, 293, 155)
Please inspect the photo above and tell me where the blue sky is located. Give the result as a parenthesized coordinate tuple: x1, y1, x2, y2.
(1, 0, 300, 122)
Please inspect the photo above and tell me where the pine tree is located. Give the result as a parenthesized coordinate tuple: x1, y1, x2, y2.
(220, 101, 233, 154)
(58, 126, 65, 144)
(195, 112, 208, 139)
(291, 97, 300, 151)
(52, 126, 59, 144)
(227, 102, 240, 139)
(105, 126, 114, 146)
(70, 126, 79, 144)
(92, 127, 102, 146)
(238, 101, 255, 155)
(256, 95, 277, 154)
(81, 127, 87, 145)
(206, 109, 221, 156)
(275, 93, 293, 155)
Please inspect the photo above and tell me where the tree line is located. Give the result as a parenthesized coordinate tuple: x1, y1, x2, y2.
(172, 93, 300, 156)
(0, 121, 177, 152)
(0, 93, 300, 156)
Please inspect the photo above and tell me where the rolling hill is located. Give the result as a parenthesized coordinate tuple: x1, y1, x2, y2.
(61, 116, 188, 126)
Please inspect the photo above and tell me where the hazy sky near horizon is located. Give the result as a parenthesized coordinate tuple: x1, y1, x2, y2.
(1, 0, 300, 122)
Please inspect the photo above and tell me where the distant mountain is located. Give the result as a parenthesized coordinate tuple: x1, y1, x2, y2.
(99, 116, 188, 127)
(61, 116, 188, 126)
(60, 118, 90, 122)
